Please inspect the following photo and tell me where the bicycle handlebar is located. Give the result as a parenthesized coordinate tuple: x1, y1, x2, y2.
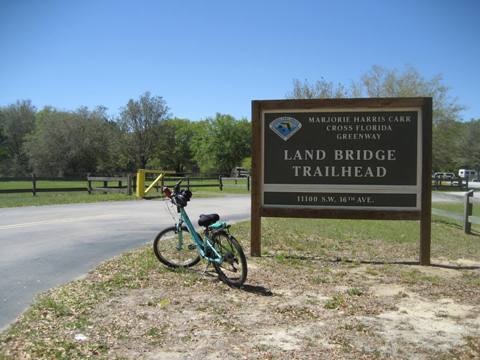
(162, 178, 184, 201)
(173, 178, 183, 193)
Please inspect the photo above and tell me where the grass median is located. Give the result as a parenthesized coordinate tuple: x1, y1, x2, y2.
(1, 213, 479, 359)
(0, 178, 249, 208)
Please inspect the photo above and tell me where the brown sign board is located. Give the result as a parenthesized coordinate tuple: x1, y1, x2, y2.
(251, 98, 432, 265)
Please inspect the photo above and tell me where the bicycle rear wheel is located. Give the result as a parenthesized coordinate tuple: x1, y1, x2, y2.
(212, 231, 247, 287)
(153, 226, 201, 268)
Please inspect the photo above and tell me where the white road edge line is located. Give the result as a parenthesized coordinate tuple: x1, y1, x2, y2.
(0, 214, 126, 230)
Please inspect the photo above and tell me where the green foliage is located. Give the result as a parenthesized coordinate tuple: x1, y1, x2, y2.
(119, 92, 169, 169)
(0, 126, 7, 162)
(347, 287, 364, 296)
(0, 100, 36, 176)
(432, 119, 463, 172)
(241, 157, 251, 170)
(192, 113, 251, 175)
(24, 106, 119, 176)
(324, 293, 346, 309)
(0, 93, 252, 177)
(150, 118, 197, 173)
(0, 192, 135, 208)
(456, 119, 480, 172)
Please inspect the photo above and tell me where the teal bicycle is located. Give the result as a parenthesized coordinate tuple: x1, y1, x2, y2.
(153, 179, 247, 287)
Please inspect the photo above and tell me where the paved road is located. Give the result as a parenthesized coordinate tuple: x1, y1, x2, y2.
(432, 190, 479, 203)
(0, 196, 250, 331)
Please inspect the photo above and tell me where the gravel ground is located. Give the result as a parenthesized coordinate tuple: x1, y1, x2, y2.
(2, 246, 479, 360)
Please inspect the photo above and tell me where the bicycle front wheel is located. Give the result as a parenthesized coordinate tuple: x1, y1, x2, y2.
(212, 231, 247, 287)
(153, 226, 201, 268)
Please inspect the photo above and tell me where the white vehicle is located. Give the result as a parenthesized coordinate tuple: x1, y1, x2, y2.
(458, 169, 477, 180)
(433, 172, 455, 180)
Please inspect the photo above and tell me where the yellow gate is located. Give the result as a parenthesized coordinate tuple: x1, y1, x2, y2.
(136, 169, 174, 198)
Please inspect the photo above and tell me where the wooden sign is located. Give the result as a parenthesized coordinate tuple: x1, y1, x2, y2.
(251, 98, 432, 265)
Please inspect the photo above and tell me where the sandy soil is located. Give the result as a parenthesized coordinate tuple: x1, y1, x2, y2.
(83, 257, 480, 359)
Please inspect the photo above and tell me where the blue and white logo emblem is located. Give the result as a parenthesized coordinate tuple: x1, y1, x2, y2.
(269, 116, 302, 141)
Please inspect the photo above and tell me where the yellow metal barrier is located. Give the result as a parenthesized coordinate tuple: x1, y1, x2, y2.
(135, 169, 174, 198)
(136, 169, 145, 197)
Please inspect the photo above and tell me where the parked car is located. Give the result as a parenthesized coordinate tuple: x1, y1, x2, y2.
(433, 172, 455, 180)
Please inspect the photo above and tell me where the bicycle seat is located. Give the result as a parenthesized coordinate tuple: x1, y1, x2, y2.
(198, 213, 220, 227)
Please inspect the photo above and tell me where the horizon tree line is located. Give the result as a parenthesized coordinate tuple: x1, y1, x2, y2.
(0, 65, 478, 178)
(0, 93, 251, 177)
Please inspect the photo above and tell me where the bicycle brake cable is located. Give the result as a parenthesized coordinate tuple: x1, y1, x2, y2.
(164, 198, 179, 223)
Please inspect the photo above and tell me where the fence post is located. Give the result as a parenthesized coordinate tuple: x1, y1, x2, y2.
(127, 174, 132, 195)
(32, 173, 36, 196)
(136, 169, 145, 198)
(464, 190, 474, 234)
(87, 177, 92, 195)
(247, 176, 250, 191)
(187, 176, 190, 191)
(219, 176, 223, 191)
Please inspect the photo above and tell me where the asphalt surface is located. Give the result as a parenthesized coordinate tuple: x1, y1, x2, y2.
(0, 196, 250, 331)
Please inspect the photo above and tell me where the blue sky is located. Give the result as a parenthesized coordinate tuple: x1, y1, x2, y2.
(0, 0, 479, 121)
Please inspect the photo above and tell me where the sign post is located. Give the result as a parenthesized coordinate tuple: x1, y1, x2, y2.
(251, 98, 432, 265)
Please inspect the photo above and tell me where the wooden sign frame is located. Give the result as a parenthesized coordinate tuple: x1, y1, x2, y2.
(251, 97, 432, 265)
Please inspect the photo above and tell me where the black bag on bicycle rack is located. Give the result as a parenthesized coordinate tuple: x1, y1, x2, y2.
(175, 189, 192, 207)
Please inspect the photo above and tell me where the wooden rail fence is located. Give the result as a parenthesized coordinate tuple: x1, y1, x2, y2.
(219, 176, 250, 191)
(87, 175, 132, 195)
(0, 174, 86, 196)
(0, 174, 133, 196)
(0, 174, 251, 197)
(432, 190, 479, 234)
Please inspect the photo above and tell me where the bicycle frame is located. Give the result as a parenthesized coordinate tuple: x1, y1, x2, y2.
(176, 207, 224, 264)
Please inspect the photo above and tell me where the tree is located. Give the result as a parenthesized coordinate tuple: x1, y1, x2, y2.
(432, 119, 463, 172)
(359, 65, 464, 124)
(289, 65, 464, 124)
(118, 92, 169, 169)
(287, 78, 354, 99)
(151, 118, 197, 173)
(25, 106, 119, 176)
(0, 127, 7, 162)
(287, 65, 466, 171)
(0, 100, 36, 176)
(192, 114, 251, 175)
(456, 119, 480, 174)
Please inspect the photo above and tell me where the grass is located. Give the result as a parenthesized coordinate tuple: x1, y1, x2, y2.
(165, 177, 250, 195)
(433, 202, 480, 217)
(230, 215, 480, 262)
(0, 192, 137, 208)
(324, 294, 346, 309)
(0, 180, 109, 190)
(0, 178, 249, 208)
